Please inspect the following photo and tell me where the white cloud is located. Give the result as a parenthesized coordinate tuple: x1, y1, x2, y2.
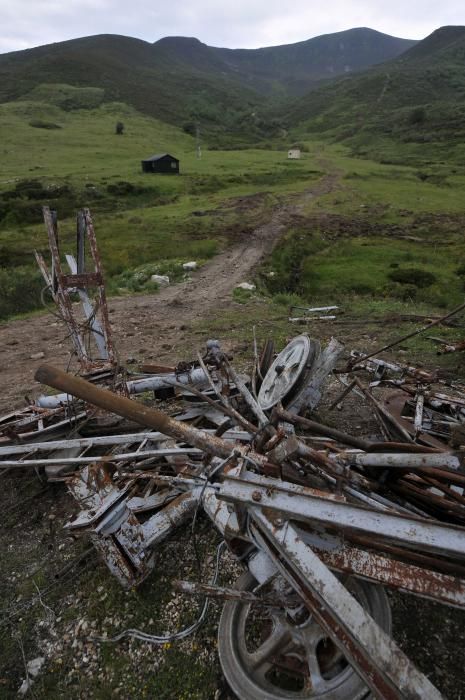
(0, 0, 463, 53)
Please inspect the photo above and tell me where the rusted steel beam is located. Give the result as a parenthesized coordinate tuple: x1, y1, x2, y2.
(348, 532, 465, 578)
(355, 378, 414, 443)
(41, 207, 89, 361)
(83, 209, 116, 365)
(252, 512, 444, 699)
(316, 541, 465, 609)
(224, 360, 269, 427)
(60, 272, 103, 287)
(139, 364, 176, 374)
(166, 379, 258, 434)
(140, 490, 201, 547)
(0, 447, 203, 469)
(275, 407, 371, 451)
(173, 580, 274, 605)
(65, 254, 109, 360)
(328, 378, 357, 411)
(34, 364, 257, 462)
(219, 471, 465, 559)
(367, 441, 442, 453)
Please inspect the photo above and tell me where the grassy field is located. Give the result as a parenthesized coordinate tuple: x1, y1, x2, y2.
(1, 93, 465, 343)
(0, 97, 321, 319)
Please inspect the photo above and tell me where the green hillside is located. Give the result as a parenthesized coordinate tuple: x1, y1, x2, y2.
(0, 35, 265, 139)
(0, 28, 416, 138)
(0, 96, 325, 319)
(286, 26, 465, 162)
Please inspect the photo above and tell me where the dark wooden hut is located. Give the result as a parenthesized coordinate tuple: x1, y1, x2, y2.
(141, 153, 179, 174)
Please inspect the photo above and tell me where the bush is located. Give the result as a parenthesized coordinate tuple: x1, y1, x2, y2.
(4, 179, 71, 201)
(0, 266, 43, 319)
(408, 107, 427, 125)
(289, 142, 309, 152)
(106, 181, 148, 196)
(182, 122, 196, 136)
(272, 292, 304, 307)
(233, 287, 254, 304)
(29, 120, 62, 129)
(383, 282, 418, 301)
(387, 268, 436, 288)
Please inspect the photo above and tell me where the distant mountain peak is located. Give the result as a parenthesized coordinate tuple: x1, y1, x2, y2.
(154, 36, 204, 46)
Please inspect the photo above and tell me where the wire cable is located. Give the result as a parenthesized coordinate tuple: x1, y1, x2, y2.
(96, 541, 226, 645)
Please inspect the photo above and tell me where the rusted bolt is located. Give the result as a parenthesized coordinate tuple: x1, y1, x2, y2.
(252, 490, 262, 502)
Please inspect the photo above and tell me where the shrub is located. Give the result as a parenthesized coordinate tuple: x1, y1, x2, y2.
(182, 122, 196, 136)
(387, 268, 436, 288)
(0, 266, 43, 319)
(4, 179, 71, 200)
(233, 287, 253, 304)
(29, 120, 62, 129)
(348, 282, 376, 295)
(272, 292, 304, 307)
(289, 142, 309, 152)
(383, 282, 418, 301)
(106, 181, 148, 196)
(408, 107, 427, 125)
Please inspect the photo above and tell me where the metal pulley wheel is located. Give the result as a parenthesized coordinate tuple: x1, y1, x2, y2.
(218, 571, 392, 700)
(258, 335, 319, 411)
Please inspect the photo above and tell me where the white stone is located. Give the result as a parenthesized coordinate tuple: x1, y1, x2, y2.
(18, 658, 45, 696)
(27, 657, 45, 679)
(150, 275, 170, 287)
(236, 282, 256, 291)
(182, 261, 197, 271)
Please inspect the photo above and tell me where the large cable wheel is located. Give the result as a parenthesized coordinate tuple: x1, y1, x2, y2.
(218, 571, 392, 700)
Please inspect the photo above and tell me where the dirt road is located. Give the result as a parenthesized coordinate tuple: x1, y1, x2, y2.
(0, 171, 339, 413)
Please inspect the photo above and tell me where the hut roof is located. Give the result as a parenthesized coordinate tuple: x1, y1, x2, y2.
(142, 153, 179, 162)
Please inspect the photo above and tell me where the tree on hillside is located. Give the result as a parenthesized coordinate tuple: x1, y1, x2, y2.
(408, 107, 426, 125)
(115, 121, 125, 135)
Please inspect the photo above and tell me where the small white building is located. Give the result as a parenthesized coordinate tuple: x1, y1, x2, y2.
(288, 148, 301, 159)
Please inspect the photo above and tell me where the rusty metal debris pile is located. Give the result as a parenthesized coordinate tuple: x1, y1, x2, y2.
(4, 208, 465, 699)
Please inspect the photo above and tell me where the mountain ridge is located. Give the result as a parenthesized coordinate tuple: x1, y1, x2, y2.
(0, 27, 417, 115)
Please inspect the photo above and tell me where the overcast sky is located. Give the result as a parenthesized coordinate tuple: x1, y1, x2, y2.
(0, 0, 464, 54)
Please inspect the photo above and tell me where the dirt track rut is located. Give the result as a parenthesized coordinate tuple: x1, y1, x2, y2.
(0, 171, 339, 412)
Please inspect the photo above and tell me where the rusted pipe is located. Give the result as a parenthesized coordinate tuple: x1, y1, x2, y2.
(34, 364, 240, 460)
